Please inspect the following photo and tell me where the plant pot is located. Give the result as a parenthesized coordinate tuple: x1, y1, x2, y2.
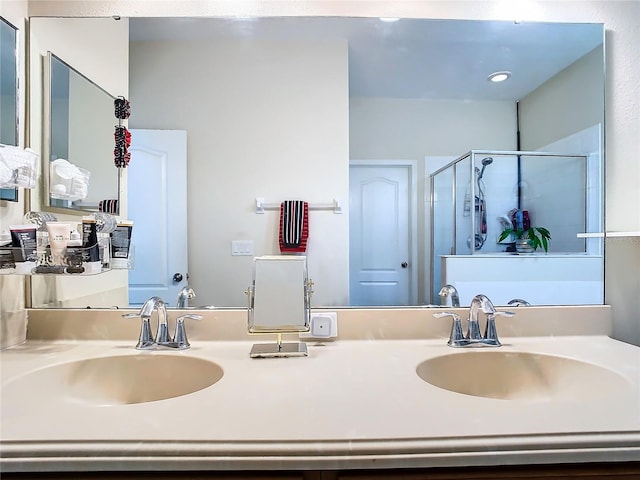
(515, 238, 535, 254)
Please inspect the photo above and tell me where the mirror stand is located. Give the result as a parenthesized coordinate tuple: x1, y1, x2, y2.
(248, 333, 308, 359)
(246, 256, 312, 358)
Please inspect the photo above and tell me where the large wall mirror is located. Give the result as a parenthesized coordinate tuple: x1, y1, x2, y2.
(29, 16, 605, 310)
(42, 51, 120, 214)
(0, 16, 19, 201)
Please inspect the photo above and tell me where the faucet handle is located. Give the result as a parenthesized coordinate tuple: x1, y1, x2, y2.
(434, 312, 466, 347)
(508, 298, 531, 307)
(483, 310, 516, 346)
(122, 312, 155, 349)
(174, 314, 203, 349)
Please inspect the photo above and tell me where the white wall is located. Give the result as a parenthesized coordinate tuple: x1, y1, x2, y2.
(129, 39, 350, 306)
(350, 98, 517, 158)
(520, 45, 604, 151)
(350, 97, 516, 303)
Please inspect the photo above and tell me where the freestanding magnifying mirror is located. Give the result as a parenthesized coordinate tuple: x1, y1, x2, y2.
(246, 255, 312, 358)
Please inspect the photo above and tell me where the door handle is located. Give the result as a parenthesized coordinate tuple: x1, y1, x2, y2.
(401, 262, 408, 268)
(173, 273, 183, 282)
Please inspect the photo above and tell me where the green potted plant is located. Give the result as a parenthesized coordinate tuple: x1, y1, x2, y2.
(498, 226, 551, 253)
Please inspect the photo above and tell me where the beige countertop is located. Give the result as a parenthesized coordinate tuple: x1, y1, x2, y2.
(1, 306, 640, 472)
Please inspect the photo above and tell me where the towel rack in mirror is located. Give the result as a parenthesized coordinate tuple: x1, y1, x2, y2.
(255, 197, 342, 214)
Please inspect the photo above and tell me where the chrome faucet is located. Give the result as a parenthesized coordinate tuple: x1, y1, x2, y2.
(123, 296, 202, 350)
(438, 284, 460, 307)
(508, 298, 531, 307)
(434, 294, 514, 348)
(177, 285, 196, 309)
(142, 296, 171, 344)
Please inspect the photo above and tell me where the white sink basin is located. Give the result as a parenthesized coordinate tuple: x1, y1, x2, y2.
(5, 354, 223, 406)
(416, 351, 630, 401)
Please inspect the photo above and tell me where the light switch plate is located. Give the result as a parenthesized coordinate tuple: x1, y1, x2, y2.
(300, 312, 338, 339)
(231, 240, 253, 256)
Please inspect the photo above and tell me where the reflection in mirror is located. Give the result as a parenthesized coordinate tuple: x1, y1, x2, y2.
(43, 52, 119, 214)
(431, 149, 602, 306)
(29, 17, 605, 310)
(0, 16, 19, 201)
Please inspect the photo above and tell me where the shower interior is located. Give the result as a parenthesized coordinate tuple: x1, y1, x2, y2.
(429, 149, 601, 304)
(465, 156, 494, 251)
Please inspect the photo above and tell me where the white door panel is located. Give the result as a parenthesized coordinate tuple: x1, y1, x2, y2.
(350, 164, 410, 306)
(128, 129, 188, 306)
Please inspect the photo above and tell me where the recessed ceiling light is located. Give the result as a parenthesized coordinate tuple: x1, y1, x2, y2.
(488, 71, 512, 83)
(379, 17, 400, 23)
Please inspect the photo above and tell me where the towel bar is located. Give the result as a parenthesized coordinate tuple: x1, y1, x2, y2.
(255, 197, 342, 214)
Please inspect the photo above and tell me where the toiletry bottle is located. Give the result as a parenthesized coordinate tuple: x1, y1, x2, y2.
(81, 217, 101, 274)
(65, 229, 85, 274)
(110, 220, 133, 269)
(522, 210, 530, 230)
(10, 224, 39, 274)
(0, 249, 16, 274)
(68, 229, 82, 247)
(43, 221, 71, 273)
(515, 210, 524, 230)
(0, 231, 16, 274)
(0, 230, 10, 246)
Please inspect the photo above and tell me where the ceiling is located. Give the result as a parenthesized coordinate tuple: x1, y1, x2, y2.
(129, 16, 604, 102)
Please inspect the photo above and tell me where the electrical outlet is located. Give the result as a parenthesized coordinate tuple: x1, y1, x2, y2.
(300, 312, 338, 339)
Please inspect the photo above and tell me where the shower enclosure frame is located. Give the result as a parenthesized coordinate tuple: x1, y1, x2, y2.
(429, 149, 593, 304)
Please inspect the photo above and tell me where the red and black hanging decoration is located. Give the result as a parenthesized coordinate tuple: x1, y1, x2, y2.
(114, 125, 131, 168)
(114, 96, 131, 168)
(114, 96, 130, 120)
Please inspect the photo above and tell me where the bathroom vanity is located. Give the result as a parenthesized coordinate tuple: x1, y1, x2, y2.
(1, 306, 639, 479)
(2, 4, 638, 478)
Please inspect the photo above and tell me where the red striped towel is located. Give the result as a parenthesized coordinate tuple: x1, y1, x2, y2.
(99, 199, 119, 214)
(279, 201, 309, 253)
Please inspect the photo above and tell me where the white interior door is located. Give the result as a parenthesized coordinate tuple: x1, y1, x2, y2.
(128, 129, 188, 306)
(349, 163, 411, 306)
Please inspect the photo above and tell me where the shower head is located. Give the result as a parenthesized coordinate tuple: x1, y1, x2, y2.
(478, 157, 493, 179)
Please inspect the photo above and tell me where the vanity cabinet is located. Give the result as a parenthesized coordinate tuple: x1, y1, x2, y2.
(0, 474, 305, 480)
(333, 463, 640, 478)
(4, 463, 640, 480)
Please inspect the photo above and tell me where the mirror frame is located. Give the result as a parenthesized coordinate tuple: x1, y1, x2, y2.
(41, 51, 121, 216)
(0, 16, 19, 202)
